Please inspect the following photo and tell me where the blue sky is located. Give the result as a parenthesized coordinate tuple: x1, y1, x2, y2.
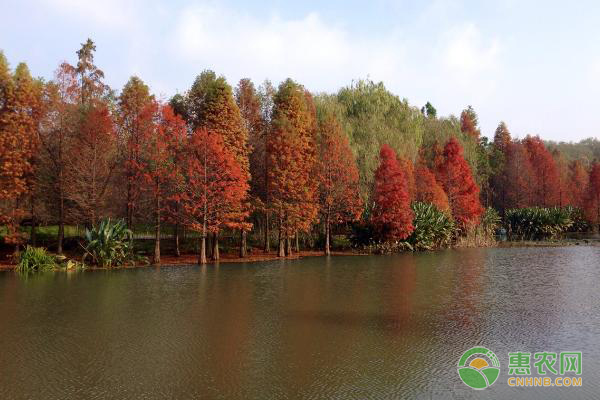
(2, 0, 600, 141)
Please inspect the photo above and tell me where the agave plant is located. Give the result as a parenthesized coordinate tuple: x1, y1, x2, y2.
(82, 218, 134, 268)
(504, 207, 573, 240)
(408, 202, 455, 251)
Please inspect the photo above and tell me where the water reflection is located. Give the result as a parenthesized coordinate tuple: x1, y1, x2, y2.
(0, 247, 598, 399)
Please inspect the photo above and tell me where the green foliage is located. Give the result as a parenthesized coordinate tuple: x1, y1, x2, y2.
(564, 206, 591, 232)
(480, 207, 501, 237)
(16, 246, 58, 273)
(82, 218, 139, 268)
(504, 207, 574, 240)
(407, 202, 455, 250)
(324, 79, 424, 198)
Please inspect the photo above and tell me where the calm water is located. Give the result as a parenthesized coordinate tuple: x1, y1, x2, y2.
(0, 247, 599, 399)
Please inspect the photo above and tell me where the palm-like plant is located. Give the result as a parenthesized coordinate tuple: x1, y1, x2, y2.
(408, 202, 455, 250)
(505, 207, 573, 240)
(82, 218, 134, 268)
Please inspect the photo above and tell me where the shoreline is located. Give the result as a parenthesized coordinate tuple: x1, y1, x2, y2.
(2, 239, 599, 271)
(0, 250, 366, 271)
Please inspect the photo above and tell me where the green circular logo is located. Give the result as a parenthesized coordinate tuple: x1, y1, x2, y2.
(457, 347, 500, 390)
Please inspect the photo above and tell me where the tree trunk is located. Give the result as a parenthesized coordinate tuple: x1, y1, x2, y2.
(199, 222, 207, 264)
(325, 218, 331, 256)
(295, 231, 299, 253)
(58, 186, 64, 254)
(211, 232, 219, 261)
(174, 222, 180, 257)
(285, 236, 291, 256)
(240, 229, 247, 258)
(264, 211, 270, 253)
(30, 199, 37, 247)
(153, 193, 161, 265)
(278, 221, 285, 257)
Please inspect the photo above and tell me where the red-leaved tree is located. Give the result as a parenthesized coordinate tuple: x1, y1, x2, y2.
(371, 144, 413, 241)
(137, 103, 186, 264)
(584, 162, 600, 229)
(180, 129, 248, 263)
(316, 113, 362, 255)
(436, 138, 483, 228)
(415, 161, 450, 214)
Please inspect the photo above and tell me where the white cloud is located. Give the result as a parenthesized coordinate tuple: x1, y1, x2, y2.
(170, 4, 409, 92)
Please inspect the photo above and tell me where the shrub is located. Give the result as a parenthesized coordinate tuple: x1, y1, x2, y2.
(407, 202, 455, 250)
(504, 207, 573, 240)
(16, 246, 58, 273)
(82, 218, 139, 268)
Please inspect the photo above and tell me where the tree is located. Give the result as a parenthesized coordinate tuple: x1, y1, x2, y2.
(421, 101, 437, 118)
(187, 71, 251, 257)
(414, 161, 450, 214)
(460, 105, 480, 139)
(490, 121, 512, 212)
(180, 129, 248, 263)
(436, 138, 484, 228)
(584, 162, 600, 230)
(316, 112, 362, 255)
(235, 78, 266, 253)
(76, 39, 107, 107)
(117, 76, 154, 227)
(64, 105, 117, 227)
(568, 160, 589, 209)
(523, 136, 560, 207)
(0, 58, 39, 251)
(552, 149, 571, 207)
(503, 140, 536, 209)
(268, 79, 318, 256)
(137, 103, 186, 264)
(37, 63, 79, 253)
(371, 144, 413, 241)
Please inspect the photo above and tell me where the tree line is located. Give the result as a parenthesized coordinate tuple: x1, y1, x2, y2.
(2, 39, 600, 264)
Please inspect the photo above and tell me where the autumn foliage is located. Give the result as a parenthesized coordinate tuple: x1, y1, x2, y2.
(5, 39, 600, 263)
(180, 129, 249, 263)
(316, 113, 362, 254)
(371, 144, 414, 241)
(436, 138, 483, 227)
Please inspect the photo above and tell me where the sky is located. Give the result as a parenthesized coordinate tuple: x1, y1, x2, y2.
(2, 0, 600, 142)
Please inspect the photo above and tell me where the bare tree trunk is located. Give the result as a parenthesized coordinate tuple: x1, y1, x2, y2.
(264, 211, 270, 253)
(325, 217, 331, 256)
(240, 229, 247, 258)
(58, 193, 64, 254)
(174, 222, 180, 257)
(199, 219, 207, 264)
(152, 192, 161, 265)
(211, 232, 219, 261)
(295, 231, 299, 253)
(30, 198, 37, 248)
(278, 219, 285, 257)
(285, 236, 291, 256)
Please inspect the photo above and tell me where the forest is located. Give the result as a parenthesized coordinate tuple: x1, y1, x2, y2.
(2, 39, 600, 267)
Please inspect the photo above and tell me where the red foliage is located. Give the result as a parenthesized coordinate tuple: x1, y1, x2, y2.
(136, 103, 187, 263)
(398, 158, 415, 202)
(436, 138, 483, 227)
(415, 162, 450, 214)
(584, 163, 600, 226)
(371, 144, 413, 241)
(180, 129, 249, 240)
(523, 136, 560, 207)
(503, 141, 536, 209)
(569, 160, 589, 209)
(316, 114, 362, 253)
(64, 105, 117, 226)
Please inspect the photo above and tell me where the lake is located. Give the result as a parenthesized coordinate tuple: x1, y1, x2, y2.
(0, 247, 598, 399)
